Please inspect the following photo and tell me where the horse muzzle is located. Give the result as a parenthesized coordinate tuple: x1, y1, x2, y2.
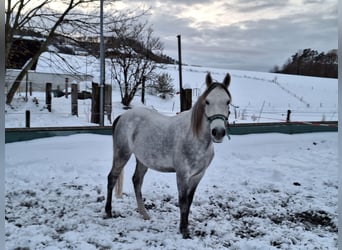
(206, 114, 230, 143)
(211, 126, 226, 143)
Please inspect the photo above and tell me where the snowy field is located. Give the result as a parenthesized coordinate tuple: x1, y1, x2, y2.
(5, 52, 338, 128)
(5, 132, 338, 249)
(5, 53, 338, 249)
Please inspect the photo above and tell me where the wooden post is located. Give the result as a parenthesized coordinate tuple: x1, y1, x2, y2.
(91, 82, 100, 124)
(71, 83, 78, 116)
(25, 110, 30, 128)
(180, 89, 184, 111)
(104, 84, 112, 124)
(286, 110, 291, 123)
(65, 77, 69, 98)
(141, 76, 145, 104)
(45, 82, 52, 112)
(25, 74, 28, 102)
(182, 88, 192, 111)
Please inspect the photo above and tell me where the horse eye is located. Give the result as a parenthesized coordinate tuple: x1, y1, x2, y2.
(205, 100, 210, 105)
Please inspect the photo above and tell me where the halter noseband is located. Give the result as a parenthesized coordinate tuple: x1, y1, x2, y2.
(206, 114, 228, 124)
(205, 113, 231, 140)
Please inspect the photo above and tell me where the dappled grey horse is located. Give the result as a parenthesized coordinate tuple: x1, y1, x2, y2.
(105, 73, 232, 238)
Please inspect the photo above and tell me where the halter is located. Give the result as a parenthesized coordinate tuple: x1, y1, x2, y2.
(204, 83, 232, 140)
(205, 113, 231, 140)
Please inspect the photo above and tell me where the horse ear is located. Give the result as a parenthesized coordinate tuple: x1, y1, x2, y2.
(222, 73, 231, 88)
(206, 73, 213, 88)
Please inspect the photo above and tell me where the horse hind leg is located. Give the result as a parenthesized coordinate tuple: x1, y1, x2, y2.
(132, 159, 150, 220)
(115, 170, 124, 198)
(105, 151, 131, 218)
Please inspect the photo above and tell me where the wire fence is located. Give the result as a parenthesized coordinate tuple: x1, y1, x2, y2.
(5, 102, 337, 129)
(5, 69, 338, 128)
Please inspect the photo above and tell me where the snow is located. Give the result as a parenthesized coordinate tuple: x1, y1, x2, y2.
(5, 53, 338, 249)
(5, 58, 337, 128)
(5, 133, 338, 249)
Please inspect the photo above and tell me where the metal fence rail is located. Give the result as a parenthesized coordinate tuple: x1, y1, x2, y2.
(5, 121, 337, 143)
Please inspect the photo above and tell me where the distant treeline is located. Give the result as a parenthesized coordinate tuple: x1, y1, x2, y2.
(271, 48, 337, 78)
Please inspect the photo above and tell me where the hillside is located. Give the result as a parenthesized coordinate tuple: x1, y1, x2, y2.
(5, 52, 338, 128)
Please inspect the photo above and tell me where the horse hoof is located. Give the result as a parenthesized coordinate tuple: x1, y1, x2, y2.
(142, 214, 150, 220)
(182, 232, 191, 239)
(104, 212, 112, 219)
(180, 229, 191, 239)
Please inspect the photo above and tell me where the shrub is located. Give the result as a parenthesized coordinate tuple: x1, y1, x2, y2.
(152, 73, 175, 99)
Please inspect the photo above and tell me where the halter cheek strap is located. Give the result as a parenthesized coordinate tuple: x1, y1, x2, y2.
(206, 114, 231, 140)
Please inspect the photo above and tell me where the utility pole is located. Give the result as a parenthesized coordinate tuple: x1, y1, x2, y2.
(99, 0, 105, 126)
(177, 35, 183, 112)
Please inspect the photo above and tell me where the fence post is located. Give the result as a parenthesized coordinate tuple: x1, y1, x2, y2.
(182, 88, 192, 111)
(257, 100, 265, 122)
(25, 110, 30, 128)
(65, 77, 69, 98)
(29, 82, 32, 96)
(141, 76, 145, 104)
(91, 82, 100, 124)
(104, 84, 112, 124)
(71, 83, 78, 116)
(25, 74, 28, 102)
(286, 110, 291, 122)
(45, 82, 52, 112)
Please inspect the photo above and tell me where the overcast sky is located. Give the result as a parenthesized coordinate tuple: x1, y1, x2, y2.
(114, 0, 337, 72)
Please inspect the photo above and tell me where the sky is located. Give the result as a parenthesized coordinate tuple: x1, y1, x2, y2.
(113, 0, 337, 72)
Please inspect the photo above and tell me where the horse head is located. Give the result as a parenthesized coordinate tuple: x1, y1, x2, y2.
(191, 73, 231, 143)
(204, 73, 231, 142)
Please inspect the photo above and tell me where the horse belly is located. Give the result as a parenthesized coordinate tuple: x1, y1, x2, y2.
(137, 151, 175, 172)
(133, 136, 176, 172)
(127, 112, 181, 172)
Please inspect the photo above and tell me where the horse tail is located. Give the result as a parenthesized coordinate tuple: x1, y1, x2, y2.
(112, 115, 124, 198)
(112, 115, 121, 134)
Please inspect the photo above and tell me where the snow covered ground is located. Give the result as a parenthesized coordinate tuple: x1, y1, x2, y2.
(5, 132, 338, 249)
(5, 54, 338, 249)
(5, 52, 338, 128)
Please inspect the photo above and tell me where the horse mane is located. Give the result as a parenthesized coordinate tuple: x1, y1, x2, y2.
(191, 92, 207, 137)
(191, 83, 230, 137)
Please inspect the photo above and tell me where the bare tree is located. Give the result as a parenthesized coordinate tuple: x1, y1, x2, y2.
(108, 19, 164, 107)
(5, 0, 107, 104)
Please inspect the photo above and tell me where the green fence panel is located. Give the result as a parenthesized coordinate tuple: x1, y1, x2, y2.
(5, 122, 337, 144)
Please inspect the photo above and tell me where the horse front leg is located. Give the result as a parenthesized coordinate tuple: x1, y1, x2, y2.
(177, 173, 202, 239)
(178, 188, 195, 239)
